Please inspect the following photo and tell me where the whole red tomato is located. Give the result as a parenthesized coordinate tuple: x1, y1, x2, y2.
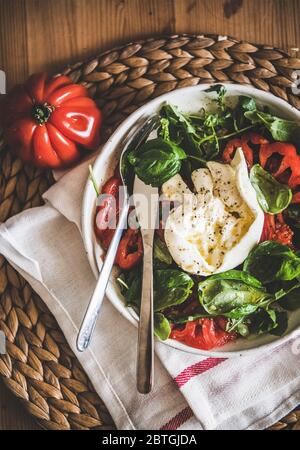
(0, 73, 102, 168)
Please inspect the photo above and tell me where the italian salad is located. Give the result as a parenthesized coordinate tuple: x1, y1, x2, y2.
(93, 85, 300, 351)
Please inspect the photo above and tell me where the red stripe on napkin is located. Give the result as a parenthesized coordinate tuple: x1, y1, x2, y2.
(160, 406, 194, 430)
(174, 357, 227, 388)
(160, 358, 226, 430)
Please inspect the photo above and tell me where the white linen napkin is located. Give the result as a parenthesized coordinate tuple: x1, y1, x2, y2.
(1, 155, 300, 430)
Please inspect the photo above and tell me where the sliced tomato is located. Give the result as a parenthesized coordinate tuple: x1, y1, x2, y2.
(170, 318, 237, 350)
(115, 228, 143, 270)
(260, 213, 294, 247)
(223, 132, 269, 168)
(259, 142, 300, 190)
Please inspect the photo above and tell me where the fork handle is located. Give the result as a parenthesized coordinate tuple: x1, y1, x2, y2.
(77, 187, 129, 352)
(136, 233, 154, 393)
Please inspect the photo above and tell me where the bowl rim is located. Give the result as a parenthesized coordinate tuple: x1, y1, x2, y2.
(82, 83, 300, 357)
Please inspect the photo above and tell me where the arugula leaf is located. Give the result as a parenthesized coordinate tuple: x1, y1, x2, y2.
(205, 84, 227, 110)
(127, 137, 186, 187)
(269, 311, 288, 336)
(161, 102, 225, 165)
(205, 84, 225, 93)
(243, 241, 300, 284)
(250, 164, 292, 214)
(167, 312, 211, 324)
(198, 270, 271, 317)
(245, 110, 300, 143)
(226, 317, 251, 336)
(240, 96, 257, 112)
(161, 104, 199, 137)
(250, 308, 288, 336)
(159, 117, 170, 141)
(154, 269, 194, 311)
(154, 313, 171, 340)
(275, 279, 300, 311)
(280, 287, 300, 311)
(154, 236, 173, 266)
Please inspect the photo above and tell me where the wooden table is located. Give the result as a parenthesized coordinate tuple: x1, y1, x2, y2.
(0, 0, 299, 430)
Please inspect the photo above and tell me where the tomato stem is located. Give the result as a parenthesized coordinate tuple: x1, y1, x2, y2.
(32, 103, 54, 125)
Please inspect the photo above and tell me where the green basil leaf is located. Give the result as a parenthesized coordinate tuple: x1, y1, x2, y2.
(198, 271, 271, 317)
(250, 164, 292, 214)
(243, 241, 300, 284)
(127, 137, 186, 187)
(206, 269, 263, 289)
(154, 313, 171, 340)
(153, 236, 173, 266)
(245, 110, 300, 143)
(224, 304, 263, 319)
(154, 269, 194, 311)
(124, 267, 194, 314)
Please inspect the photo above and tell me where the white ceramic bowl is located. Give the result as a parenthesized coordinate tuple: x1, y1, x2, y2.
(82, 84, 300, 357)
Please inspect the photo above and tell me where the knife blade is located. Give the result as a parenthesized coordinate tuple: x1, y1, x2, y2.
(133, 176, 158, 393)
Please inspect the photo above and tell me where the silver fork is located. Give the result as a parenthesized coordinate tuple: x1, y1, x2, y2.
(77, 115, 158, 352)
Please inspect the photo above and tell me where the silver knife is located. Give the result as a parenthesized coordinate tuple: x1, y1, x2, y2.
(133, 176, 158, 393)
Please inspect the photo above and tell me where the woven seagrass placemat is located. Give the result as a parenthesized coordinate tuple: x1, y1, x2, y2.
(1, 34, 300, 431)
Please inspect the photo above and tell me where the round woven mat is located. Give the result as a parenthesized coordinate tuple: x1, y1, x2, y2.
(1, 34, 300, 431)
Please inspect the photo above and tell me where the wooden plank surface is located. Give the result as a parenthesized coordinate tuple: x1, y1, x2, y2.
(0, 0, 299, 430)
